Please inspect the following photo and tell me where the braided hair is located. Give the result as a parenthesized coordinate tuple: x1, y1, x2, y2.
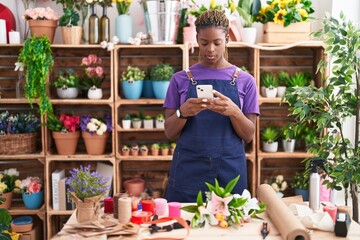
(194, 9, 229, 35)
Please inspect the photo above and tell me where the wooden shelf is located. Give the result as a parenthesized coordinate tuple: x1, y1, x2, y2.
(258, 151, 313, 159)
(50, 99, 113, 105)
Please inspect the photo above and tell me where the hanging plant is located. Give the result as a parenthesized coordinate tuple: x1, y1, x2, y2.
(18, 35, 54, 115)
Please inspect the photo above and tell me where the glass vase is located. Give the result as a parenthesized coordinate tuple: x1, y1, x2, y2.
(16, 67, 25, 98)
(89, 4, 99, 44)
(100, 5, 110, 42)
(115, 14, 132, 44)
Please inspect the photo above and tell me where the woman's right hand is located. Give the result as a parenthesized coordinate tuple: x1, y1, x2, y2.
(180, 98, 211, 117)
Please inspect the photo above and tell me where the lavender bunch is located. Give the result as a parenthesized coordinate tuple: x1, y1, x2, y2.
(0, 111, 40, 134)
(0, 111, 10, 134)
(66, 165, 110, 200)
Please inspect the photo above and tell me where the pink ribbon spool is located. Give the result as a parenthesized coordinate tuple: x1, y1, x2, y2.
(168, 202, 181, 217)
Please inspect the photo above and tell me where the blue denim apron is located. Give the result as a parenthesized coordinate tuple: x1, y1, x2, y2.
(166, 68, 247, 202)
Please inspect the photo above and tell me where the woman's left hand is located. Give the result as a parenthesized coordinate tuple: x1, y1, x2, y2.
(206, 90, 240, 116)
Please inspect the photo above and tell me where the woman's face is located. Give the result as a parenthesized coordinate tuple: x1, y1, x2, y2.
(197, 26, 228, 68)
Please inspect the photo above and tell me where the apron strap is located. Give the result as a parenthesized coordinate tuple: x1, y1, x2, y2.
(184, 68, 197, 85)
(230, 67, 241, 85)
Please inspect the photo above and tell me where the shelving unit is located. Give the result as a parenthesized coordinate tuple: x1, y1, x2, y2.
(0, 42, 325, 239)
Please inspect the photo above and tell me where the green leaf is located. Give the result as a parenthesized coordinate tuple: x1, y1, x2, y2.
(196, 191, 203, 206)
(224, 175, 240, 193)
(181, 205, 199, 213)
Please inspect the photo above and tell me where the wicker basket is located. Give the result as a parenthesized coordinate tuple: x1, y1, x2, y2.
(0, 132, 38, 154)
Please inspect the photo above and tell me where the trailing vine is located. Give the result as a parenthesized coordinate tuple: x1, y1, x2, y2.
(18, 35, 54, 115)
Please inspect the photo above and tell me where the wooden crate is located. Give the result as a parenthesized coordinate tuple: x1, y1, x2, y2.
(262, 22, 311, 44)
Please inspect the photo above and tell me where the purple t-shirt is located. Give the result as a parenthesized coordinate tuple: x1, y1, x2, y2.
(164, 63, 260, 115)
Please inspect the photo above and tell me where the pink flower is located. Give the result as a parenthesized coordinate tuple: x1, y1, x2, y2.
(82, 57, 90, 66)
(96, 66, 104, 77)
(23, 7, 59, 21)
(88, 54, 98, 64)
(86, 67, 96, 77)
(28, 180, 42, 193)
(211, 192, 233, 216)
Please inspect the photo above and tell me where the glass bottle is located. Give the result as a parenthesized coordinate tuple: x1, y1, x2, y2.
(89, 4, 99, 44)
(100, 5, 110, 42)
(81, 5, 90, 43)
(16, 63, 25, 98)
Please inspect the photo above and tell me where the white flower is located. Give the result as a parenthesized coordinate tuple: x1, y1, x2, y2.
(276, 175, 284, 183)
(99, 123, 107, 132)
(238, 189, 260, 216)
(86, 0, 93, 3)
(271, 182, 279, 192)
(111, 36, 119, 44)
(87, 122, 97, 132)
(4, 168, 19, 176)
(90, 118, 100, 125)
(107, 42, 114, 51)
(100, 41, 108, 49)
(280, 181, 287, 191)
(96, 129, 104, 135)
(198, 205, 218, 228)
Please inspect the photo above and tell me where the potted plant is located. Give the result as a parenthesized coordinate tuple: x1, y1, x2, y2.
(140, 144, 149, 156)
(291, 172, 309, 201)
(142, 69, 155, 98)
(80, 114, 112, 155)
(0, 168, 21, 210)
(236, 0, 261, 44)
(260, 72, 278, 98)
(120, 66, 145, 100)
(261, 126, 279, 152)
(54, 69, 80, 99)
(19, 176, 44, 209)
(155, 113, 165, 129)
(288, 72, 309, 88)
(54, 0, 82, 44)
(79, 54, 105, 99)
(276, 71, 290, 97)
(66, 165, 110, 223)
(122, 113, 131, 129)
(170, 142, 176, 155)
(281, 123, 299, 153)
(131, 116, 142, 129)
(47, 113, 81, 155)
(121, 144, 130, 156)
(284, 14, 360, 221)
(143, 115, 153, 129)
(0, 208, 16, 239)
(151, 143, 160, 156)
(150, 63, 175, 99)
(264, 175, 288, 198)
(131, 144, 139, 156)
(18, 35, 54, 115)
(160, 142, 170, 156)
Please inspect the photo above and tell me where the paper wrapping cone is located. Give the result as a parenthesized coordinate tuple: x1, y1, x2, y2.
(257, 184, 310, 240)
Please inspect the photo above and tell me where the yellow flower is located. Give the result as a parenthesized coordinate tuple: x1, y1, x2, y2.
(274, 9, 287, 24)
(229, 1, 236, 13)
(210, 0, 216, 9)
(271, 0, 281, 7)
(297, 8, 308, 18)
(0, 173, 3, 181)
(280, 0, 291, 9)
(15, 179, 22, 188)
(126, 0, 131, 4)
(0, 182, 7, 193)
(293, 0, 301, 3)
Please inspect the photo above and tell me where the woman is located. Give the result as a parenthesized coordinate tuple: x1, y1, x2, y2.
(164, 9, 259, 202)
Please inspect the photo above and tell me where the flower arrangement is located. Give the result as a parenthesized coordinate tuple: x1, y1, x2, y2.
(19, 176, 43, 194)
(264, 175, 287, 193)
(0, 169, 21, 194)
(80, 54, 105, 89)
(46, 113, 80, 133)
(256, 0, 314, 27)
(182, 175, 265, 228)
(121, 66, 146, 82)
(80, 114, 112, 135)
(187, 0, 225, 18)
(66, 165, 110, 200)
(113, 0, 132, 15)
(0, 111, 40, 134)
(23, 7, 60, 21)
(54, 69, 79, 89)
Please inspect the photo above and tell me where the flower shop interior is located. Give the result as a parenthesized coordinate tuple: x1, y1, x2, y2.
(0, 0, 360, 239)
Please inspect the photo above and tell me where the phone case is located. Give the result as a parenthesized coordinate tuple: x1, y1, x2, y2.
(196, 85, 214, 98)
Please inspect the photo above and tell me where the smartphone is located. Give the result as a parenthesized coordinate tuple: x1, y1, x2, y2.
(196, 85, 214, 98)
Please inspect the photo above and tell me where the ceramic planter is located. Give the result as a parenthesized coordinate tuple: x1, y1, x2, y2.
(123, 178, 145, 197)
(88, 87, 103, 99)
(241, 27, 257, 44)
(122, 147, 130, 156)
(29, 19, 58, 44)
(140, 147, 149, 156)
(52, 131, 80, 155)
(132, 120, 142, 129)
(155, 119, 165, 129)
(277, 86, 287, 97)
(295, 188, 309, 201)
(143, 119, 153, 129)
(0, 192, 13, 209)
(152, 81, 170, 99)
(262, 141, 278, 152)
(56, 87, 79, 99)
(161, 148, 169, 156)
(265, 87, 278, 98)
(151, 148, 159, 156)
(82, 131, 109, 155)
(131, 146, 139, 156)
(122, 80, 143, 99)
(282, 139, 296, 152)
(122, 119, 131, 129)
(22, 191, 44, 209)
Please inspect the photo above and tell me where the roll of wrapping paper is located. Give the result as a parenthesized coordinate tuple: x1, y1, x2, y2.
(118, 196, 132, 224)
(257, 184, 310, 240)
(113, 192, 129, 219)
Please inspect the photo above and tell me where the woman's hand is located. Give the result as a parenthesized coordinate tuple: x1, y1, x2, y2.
(206, 90, 239, 117)
(179, 97, 211, 117)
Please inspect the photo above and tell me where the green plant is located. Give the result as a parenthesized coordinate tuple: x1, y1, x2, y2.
(54, 69, 79, 88)
(0, 111, 41, 134)
(255, 0, 314, 26)
(277, 71, 290, 87)
(144, 115, 152, 120)
(288, 72, 308, 87)
(58, 8, 80, 26)
(282, 122, 301, 140)
(121, 66, 146, 82)
(0, 168, 21, 194)
(291, 172, 309, 190)
(236, 0, 261, 27)
(187, 0, 224, 18)
(260, 72, 278, 88)
(18, 35, 54, 115)
(150, 63, 175, 81)
(115, 0, 131, 15)
(122, 144, 129, 151)
(140, 144, 148, 150)
(156, 113, 165, 120)
(151, 143, 160, 149)
(284, 13, 360, 221)
(0, 208, 12, 240)
(160, 143, 169, 149)
(123, 113, 131, 120)
(46, 113, 80, 132)
(170, 142, 176, 149)
(132, 117, 141, 122)
(261, 126, 279, 143)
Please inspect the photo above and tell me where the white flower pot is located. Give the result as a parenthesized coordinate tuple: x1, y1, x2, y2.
(265, 87, 277, 98)
(262, 141, 278, 152)
(88, 87, 103, 99)
(282, 139, 296, 152)
(241, 27, 257, 44)
(155, 119, 165, 129)
(56, 87, 79, 99)
(277, 86, 287, 97)
(260, 86, 266, 97)
(143, 119, 153, 129)
(132, 120, 142, 129)
(122, 120, 131, 129)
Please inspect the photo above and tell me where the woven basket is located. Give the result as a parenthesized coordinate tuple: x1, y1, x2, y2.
(0, 132, 37, 154)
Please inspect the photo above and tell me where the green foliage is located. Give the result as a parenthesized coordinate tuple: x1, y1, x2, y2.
(236, 0, 261, 27)
(260, 72, 278, 88)
(151, 143, 160, 149)
(160, 143, 169, 149)
(150, 64, 174, 81)
(0, 209, 12, 226)
(277, 71, 290, 86)
(288, 72, 309, 87)
(156, 113, 165, 120)
(123, 113, 131, 120)
(282, 122, 301, 140)
(54, 69, 79, 88)
(59, 8, 80, 26)
(261, 126, 279, 142)
(18, 35, 54, 115)
(291, 172, 309, 189)
(121, 66, 146, 82)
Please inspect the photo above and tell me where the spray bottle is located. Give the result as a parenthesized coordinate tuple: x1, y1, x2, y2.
(309, 158, 328, 210)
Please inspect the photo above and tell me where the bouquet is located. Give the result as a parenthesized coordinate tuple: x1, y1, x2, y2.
(0, 111, 40, 134)
(80, 114, 112, 136)
(47, 113, 80, 133)
(113, 0, 132, 15)
(23, 7, 60, 21)
(80, 54, 105, 89)
(256, 0, 314, 26)
(182, 175, 266, 228)
(66, 165, 110, 200)
(20, 176, 43, 194)
(0, 168, 21, 194)
(265, 175, 287, 193)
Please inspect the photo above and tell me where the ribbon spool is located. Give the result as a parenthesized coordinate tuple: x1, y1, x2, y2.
(154, 198, 168, 216)
(142, 199, 155, 215)
(131, 210, 153, 224)
(104, 197, 114, 214)
(168, 202, 181, 217)
(118, 196, 132, 223)
(113, 192, 129, 219)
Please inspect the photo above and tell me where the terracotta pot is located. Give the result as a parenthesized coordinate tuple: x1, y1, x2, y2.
(82, 131, 109, 155)
(52, 131, 80, 155)
(161, 148, 169, 156)
(124, 178, 145, 197)
(151, 148, 159, 156)
(28, 19, 58, 43)
(0, 192, 13, 209)
(61, 26, 82, 44)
